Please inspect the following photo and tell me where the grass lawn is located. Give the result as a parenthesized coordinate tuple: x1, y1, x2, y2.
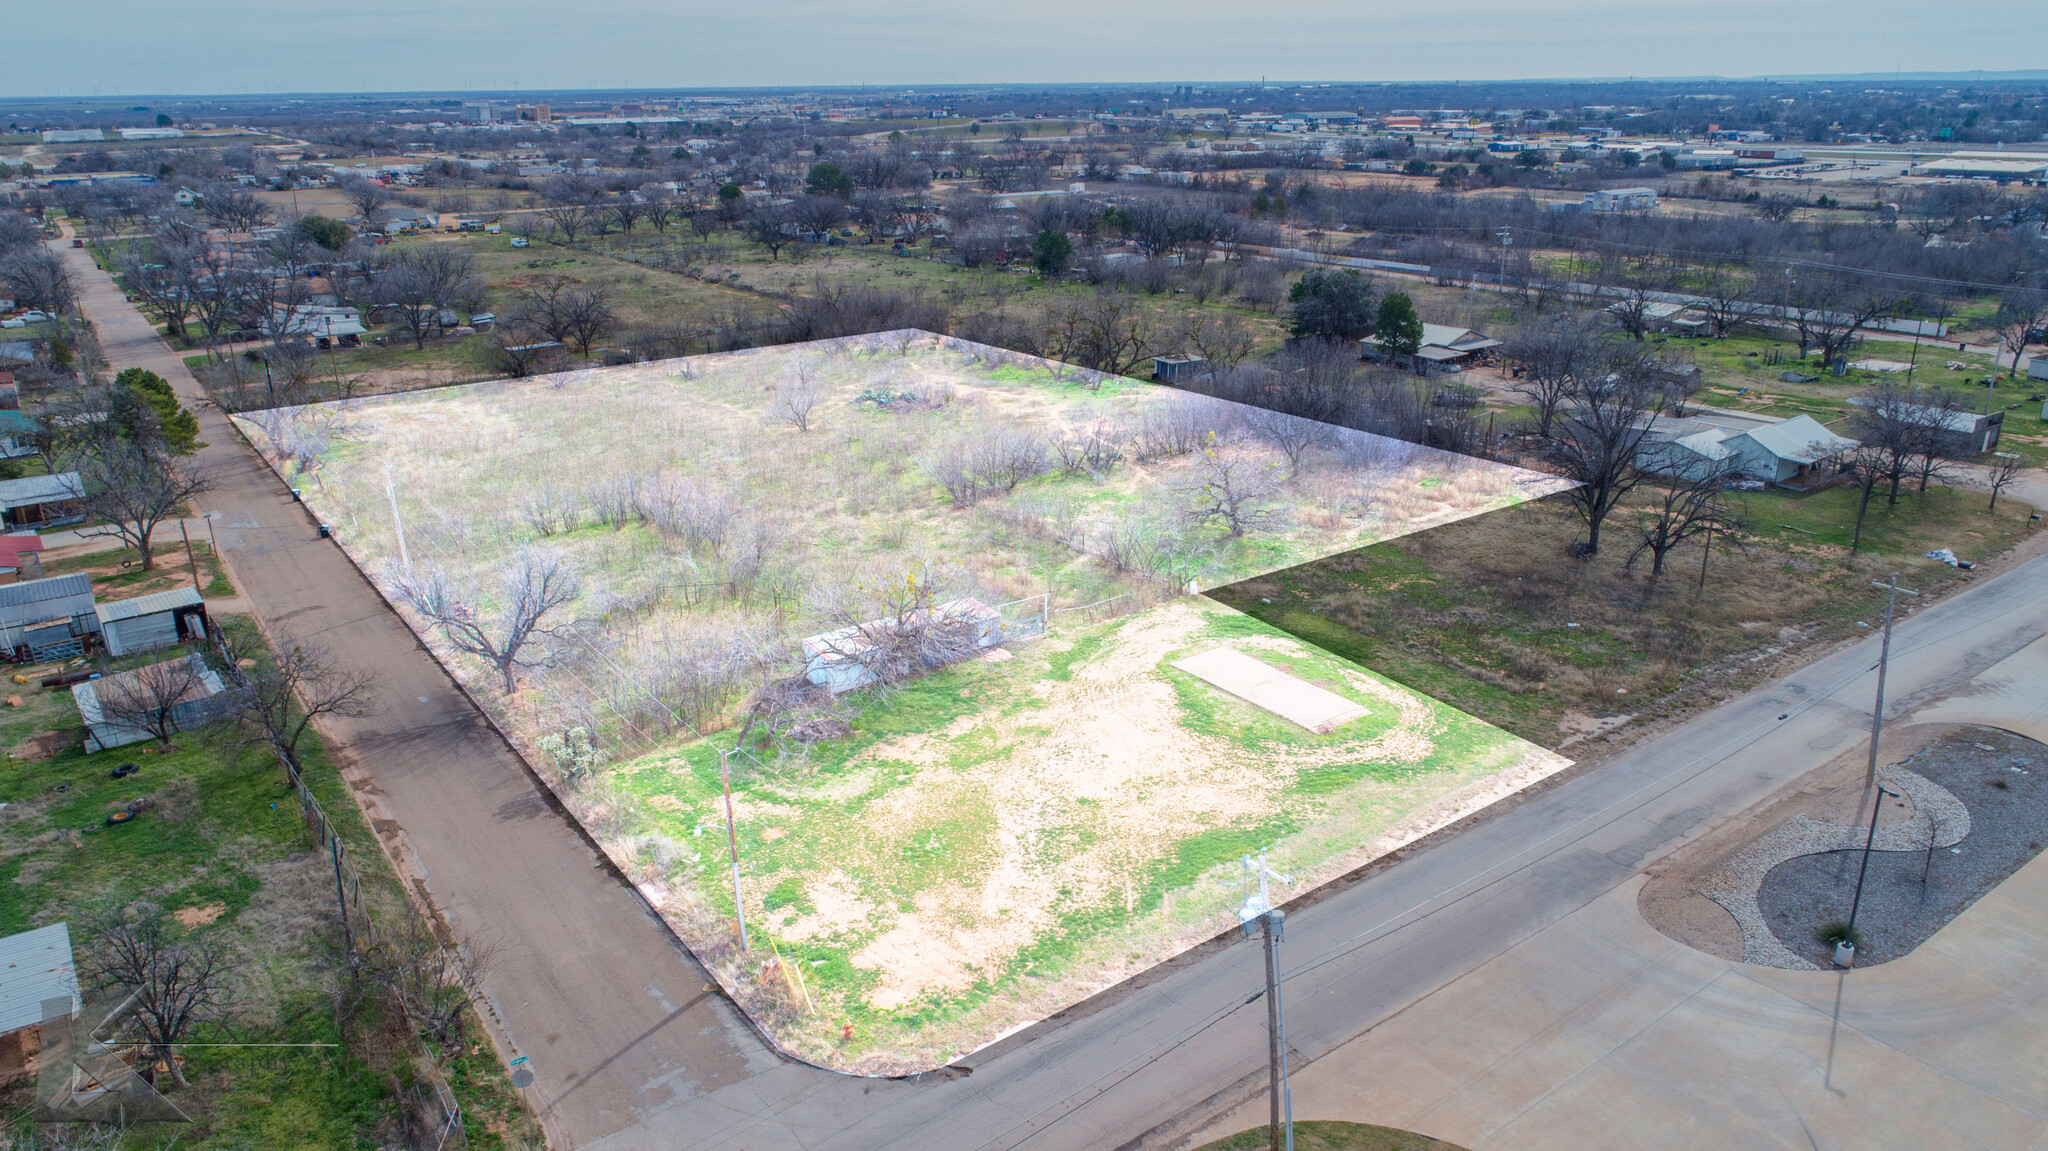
(0, 620, 537, 1148)
(1212, 482, 2040, 753)
(1196, 1121, 1469, 1151)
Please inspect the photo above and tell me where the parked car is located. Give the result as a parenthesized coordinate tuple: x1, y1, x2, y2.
(509, 236, 530, 248)
(70, 238, 83, 248)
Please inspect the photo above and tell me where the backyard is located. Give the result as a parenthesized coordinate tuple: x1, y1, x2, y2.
(236, 334, 1575, 1072)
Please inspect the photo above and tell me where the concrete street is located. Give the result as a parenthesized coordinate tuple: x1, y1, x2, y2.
(52, 223, 2048, 1150)
(51, 227, 772, 1150)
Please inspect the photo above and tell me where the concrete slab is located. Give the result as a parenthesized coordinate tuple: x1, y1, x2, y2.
(1171, 647, 1369, 733)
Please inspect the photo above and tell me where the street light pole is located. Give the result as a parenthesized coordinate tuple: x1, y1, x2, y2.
(1838, 783, 1900, 967)
(1864, 575, 1919, 787)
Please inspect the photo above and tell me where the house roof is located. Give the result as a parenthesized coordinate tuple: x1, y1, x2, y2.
(95, 586, 203, 625)
(0, 472, 83, 508)
(0, 572, 92, 611)
(1670, 429, 1737, 460)
(0, 532, 43, 558)
(1733, 414, 1859, 464)
(72, 654, 225, 729)
(0, 922, 78, 1035)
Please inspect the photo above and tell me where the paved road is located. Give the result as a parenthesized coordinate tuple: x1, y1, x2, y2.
(51, 226, 770, 1149)
(55, 222, 2048, 1150)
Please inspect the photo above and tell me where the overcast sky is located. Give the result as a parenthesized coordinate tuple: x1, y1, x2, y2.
(11, 0, 2046, 96)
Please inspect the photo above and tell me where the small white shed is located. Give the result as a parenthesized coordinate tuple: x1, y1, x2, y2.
(95, 588, 209, 657)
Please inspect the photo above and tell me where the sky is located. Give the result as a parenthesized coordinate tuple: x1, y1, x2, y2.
(9, 0, 2047, 96)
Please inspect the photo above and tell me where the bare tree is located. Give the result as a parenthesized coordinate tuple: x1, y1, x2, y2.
(335, 176, 394, 228)
(744, 203, 797, 261)
(1542, 349, 1662, 556)
(0, 248, 78, 316)
(1245, 406, 1334, 478)
(1503, 316, 1598, 439)
(1176, 442, 1285, 537)
(1992, 286, 2048, 382)
(371, 245, 487, 350)
(201, 184, 273, 233)
(1779, 273, 1901, 369)
(487, 317, 568, 378)
(1627, 463, 1737, 578)
(770, 361, 824, 431)
(1986, 452, 2025, 512)
(90, 655, 218, 751)
(84, 918, 230, 1087)
(222, 634, 378, 769)
(75, 443, 213, 570)
(1695, 268, 1763, 338)
(364, 914, 495, 1052)
(1844, 442, 1891, 555)
(392, 552, 581, 694)
(537, 197, 599, 243)
(510, 275, 614, 357)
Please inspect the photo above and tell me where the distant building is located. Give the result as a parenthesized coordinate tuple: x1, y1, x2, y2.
(1584, 187, 1659, 212)
(116, 126, 182, 141)
(39, 129, 102, 144)
(1911, 158, 2048, 182)
(1152, 354, 1208, 383)
(1362, 323, 1501, 375)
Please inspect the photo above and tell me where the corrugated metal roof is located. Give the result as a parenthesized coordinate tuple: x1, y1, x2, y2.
(1735, 414, 1859, 465)
(0, 572, 91, 609)
(0, 471, 83, 507)
(96, 587, 203, 624)
(0, 922, 79, 1034)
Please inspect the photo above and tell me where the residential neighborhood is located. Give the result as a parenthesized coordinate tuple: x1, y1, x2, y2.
(0, 14, 2045, 1151)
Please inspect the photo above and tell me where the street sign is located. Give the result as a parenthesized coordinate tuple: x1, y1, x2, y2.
(510, 1055, 529, 1067)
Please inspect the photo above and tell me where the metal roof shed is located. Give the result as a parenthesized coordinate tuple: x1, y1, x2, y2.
(0, 922, 79, 1082)
(95, 588, 207, 657)
(0, 573, 100, 659)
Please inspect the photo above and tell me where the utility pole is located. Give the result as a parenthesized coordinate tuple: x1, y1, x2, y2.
(179, 518, 200, 591)
(1241, 850, 1294, 1151)
(384, 462, 410, 572)
(1864, 575, 1919, 787)
(720, 748, 750, 952)
(1497, 227, 1512, 289)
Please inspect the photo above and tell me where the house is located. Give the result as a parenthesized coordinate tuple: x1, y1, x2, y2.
(0, 573, 101, 661)
(1724, 415, 1859, 485)
(1362, 323, 1502, 375)
(1845, 397, 2004, 455)
(172, 187, 200, 207)
(72, 654, 228, 752)
(95, 587, 209, 657)
(1637, 410, 1857, 486)
(0, 410, 35, 458)
(0, 923, 79, 1087)
(266, 304, 365, 344)
(801, 598, 1003, 694)
(0, 473, 85, 529)
(0, 533, 45, 582)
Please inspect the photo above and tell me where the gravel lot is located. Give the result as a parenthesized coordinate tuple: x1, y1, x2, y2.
(1758, 726, 2048, 967)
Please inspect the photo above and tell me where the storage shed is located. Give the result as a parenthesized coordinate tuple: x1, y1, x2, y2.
(0, 573, 100, 661)
(0, 922, 79, 1087)
(72, 654, 227, 752)
(95, 588, 208, 656)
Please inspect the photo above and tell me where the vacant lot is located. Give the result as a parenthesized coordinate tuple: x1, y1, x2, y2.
(1213, 482, 2040, 753)
(238, 335, 1571, 1072)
